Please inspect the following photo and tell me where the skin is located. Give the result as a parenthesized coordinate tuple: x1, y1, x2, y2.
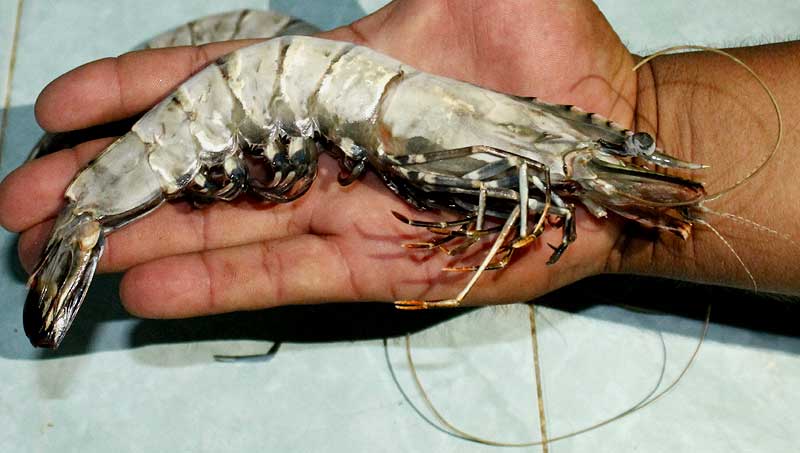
(0, 0, 798, 321)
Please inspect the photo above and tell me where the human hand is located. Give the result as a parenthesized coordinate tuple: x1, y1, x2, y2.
(0, 0, 639, 318)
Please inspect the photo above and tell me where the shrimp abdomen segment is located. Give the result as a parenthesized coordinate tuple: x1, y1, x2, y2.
(278, 38, 353, 129)
(313, 45, 407, 151)
(66, 134, 164, 222)
(220, 37, 353, 139)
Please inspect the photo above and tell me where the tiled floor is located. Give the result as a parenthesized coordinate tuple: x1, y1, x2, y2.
(0, 1, 798, 452)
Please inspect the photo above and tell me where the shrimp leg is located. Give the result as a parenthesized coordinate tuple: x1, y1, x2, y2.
(395, 205, 521, 310)
(388, 145, 557, 308)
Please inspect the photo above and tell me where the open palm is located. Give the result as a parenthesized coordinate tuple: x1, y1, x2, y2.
(0, 0, 638, 318)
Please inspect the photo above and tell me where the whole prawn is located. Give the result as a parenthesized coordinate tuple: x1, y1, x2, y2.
(24, 35, 706, 348)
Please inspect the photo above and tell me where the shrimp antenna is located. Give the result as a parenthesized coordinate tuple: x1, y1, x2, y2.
(630, 44, 783, 206)
(397, 304, 711, 447)
(700, 206, 800, 251)
(694, 218, 758, 291)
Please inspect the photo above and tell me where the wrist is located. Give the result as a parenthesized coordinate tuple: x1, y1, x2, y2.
(612, 52, 744, 286)
(612, 46, 800, 295)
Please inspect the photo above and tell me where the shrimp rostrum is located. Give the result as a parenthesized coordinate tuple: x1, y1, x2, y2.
(24, 36, 705, 348)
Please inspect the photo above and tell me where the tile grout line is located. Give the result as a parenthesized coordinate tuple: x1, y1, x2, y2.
(529, 304, 549, 453)
(0, 0, 24, 169)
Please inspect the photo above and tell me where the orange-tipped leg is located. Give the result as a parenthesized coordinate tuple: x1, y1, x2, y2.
(394, 205, 521, 310)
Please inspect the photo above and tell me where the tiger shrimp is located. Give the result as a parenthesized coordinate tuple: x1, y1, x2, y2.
(24, 35, 706, 348)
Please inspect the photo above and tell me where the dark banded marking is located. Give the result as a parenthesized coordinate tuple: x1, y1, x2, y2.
(371, 69, 407, 126)
(214, 55, 229, 71)
(514, 94, 630, 133)
(186, 20, 198, 46)
(282, 18, 304, 31)
(231, 9, 250, 40)
(307, 43, 356, 119)
(170, 95, 183, 109)
(216, 57, 248, 111)
(267, 38, 291, 117)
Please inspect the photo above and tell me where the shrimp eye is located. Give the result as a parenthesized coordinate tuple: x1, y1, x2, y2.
(631, 132, 655, 155)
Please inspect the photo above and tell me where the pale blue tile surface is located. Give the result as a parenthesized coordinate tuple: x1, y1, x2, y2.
(0, 1, 799, 452)
(0, 0, 17, 102)
(0, 0, 20, 171)
(597, 0, 800, 52)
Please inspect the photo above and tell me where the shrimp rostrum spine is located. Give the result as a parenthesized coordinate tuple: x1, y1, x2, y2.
(25, 36, 706, 348)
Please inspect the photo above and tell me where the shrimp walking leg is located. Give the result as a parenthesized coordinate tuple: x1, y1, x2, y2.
(187, 152, 249, 205)
(249, 136, 319, 203)
(387, 145, 560, 306)
(395, 205, 522, 310)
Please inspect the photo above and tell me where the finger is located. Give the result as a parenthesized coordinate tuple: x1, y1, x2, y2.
(119, 220, 604, 319)
(16, 220, 51, 273)
(35, 40, 262, 133)
(0, 138, 113, 232)
(120, 234, 364, 318)
(17, 194, 315, 274)
(16, 166, 404, 275)
(14, 155, 391, 273)
(117, 207, 606, 319)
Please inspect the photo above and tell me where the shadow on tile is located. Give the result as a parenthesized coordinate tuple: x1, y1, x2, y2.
(3, 233, 26, 284)
(0, 273, 132, 361)
(537, 275, 800, 347)
(11, 302, 467, 361)
(126, 276, 800, 355)
(4, 275, 796, 361)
